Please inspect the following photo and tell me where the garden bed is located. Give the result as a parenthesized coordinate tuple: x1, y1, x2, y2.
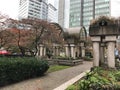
(46, 59, 83, 66)
(66, 67, 120, 90)
(57, 60, 83, 66)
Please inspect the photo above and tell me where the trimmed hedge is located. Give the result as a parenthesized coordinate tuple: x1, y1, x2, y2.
(0, 57, 49, 86)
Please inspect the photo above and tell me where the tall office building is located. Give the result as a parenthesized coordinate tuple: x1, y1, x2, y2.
(53, 0, 59, 23)
(47, 3, 57, 22)
(69, 0, 110, 31)
(18, 0, 48, 20)
(58, 0, 70, 28)
(58, 0, 120, 32)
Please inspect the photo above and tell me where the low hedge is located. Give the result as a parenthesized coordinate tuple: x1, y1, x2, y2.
(0, 57, 49, 86)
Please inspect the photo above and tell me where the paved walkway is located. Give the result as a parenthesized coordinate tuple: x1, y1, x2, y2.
(0, 61, 93, 90)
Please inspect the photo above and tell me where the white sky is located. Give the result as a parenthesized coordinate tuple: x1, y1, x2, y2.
(0, 0, 19, 19)
(0, 0, 55, 19)
(0, 0, 120, 19)
(111, 0, 120, 17)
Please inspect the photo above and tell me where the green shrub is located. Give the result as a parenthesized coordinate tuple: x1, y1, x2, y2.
(114, 71, 120, 81)
(0, 57, 49, 86)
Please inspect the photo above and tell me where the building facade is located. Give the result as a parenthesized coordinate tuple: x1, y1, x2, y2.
(19, 0, 48, 20)
(58, 0, 120, 32)
(19, 0, 58, 22)
(47, 3, 57, 22)
(69, 0, 110, 32)
(58, 0, 70, 28)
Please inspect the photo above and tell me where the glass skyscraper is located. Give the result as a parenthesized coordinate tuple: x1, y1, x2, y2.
(69, 0, 110, 32)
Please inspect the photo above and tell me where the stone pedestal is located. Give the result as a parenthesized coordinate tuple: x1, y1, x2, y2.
(107, 42, 115, 68)
(93, 42, 100, 66)
(65, 45, 70, 57)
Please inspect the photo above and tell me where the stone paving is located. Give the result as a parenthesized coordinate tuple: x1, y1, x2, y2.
(0, 61, 93, 90)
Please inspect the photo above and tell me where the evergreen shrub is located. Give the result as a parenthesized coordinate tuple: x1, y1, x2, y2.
(0, 57, 49, 86)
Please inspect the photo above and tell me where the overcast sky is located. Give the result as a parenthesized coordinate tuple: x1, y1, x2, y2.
(0, 0, 19, 19)
(0, 0, 55, 19)
(0, 0, 120, 19)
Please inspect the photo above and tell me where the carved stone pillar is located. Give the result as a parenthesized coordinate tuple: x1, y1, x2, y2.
(71, 44, 75, 59)
(52, 44, 56, 56)
(40, 46, 43, 57)
(36, 46, 40, 56)
(93, 42, 100, 66)
(43, 47, 46, 56)
(81, 47, 85, 58)
(100, 46, 105, 66)
(65, 45, 70, 57)
(105, 36, 116, 68)
(91, 36, 101, 67)
(80, 42, 85, 58)
(107, 42, 115, 68)
(56, 47, 59, 56)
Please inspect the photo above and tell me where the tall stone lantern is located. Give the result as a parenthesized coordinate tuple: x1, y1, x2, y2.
(89, 16, 119, 68)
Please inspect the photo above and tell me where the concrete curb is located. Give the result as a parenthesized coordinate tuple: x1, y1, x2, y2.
(53, 70, 90, 90)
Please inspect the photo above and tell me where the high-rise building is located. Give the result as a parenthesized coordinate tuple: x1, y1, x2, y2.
(53, 0, 59, 23)
(19, 0, 58, 22)
(47, 3, 57, 22)
(69, 0, 110, 31)
(18, 0, 48, 20)
(58, 0, 70, 28)
(58, 0, 120, 32)
(47, 0, 58, 23)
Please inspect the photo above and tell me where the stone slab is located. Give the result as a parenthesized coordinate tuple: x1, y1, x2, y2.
(91, 36, 101, 42)
(105, 36, 117, 41)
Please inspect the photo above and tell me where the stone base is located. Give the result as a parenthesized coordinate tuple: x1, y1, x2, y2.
(57, 60, 83, 66)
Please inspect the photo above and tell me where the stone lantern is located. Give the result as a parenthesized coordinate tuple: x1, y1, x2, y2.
(89, 16, 119, 68)
(64, 27, 87, 59)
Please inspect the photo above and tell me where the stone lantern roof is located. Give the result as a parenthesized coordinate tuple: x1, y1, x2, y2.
(89, 16, 120, 36)
(50, 23, 87, 44)
(50, 22, 63, 36)
(64, 27, 87, 44)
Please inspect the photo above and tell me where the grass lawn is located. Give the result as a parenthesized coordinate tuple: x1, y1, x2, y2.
(47, 65, 71, 73)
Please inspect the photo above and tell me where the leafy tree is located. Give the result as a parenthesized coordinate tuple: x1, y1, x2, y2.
(7, 18, 64, 56)
(0, 14, 13, 49)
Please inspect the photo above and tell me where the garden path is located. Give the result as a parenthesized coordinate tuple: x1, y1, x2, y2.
(0, 61, 93, 90)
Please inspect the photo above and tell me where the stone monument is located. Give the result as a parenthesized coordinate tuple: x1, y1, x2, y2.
(89, 16, 120, 68)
